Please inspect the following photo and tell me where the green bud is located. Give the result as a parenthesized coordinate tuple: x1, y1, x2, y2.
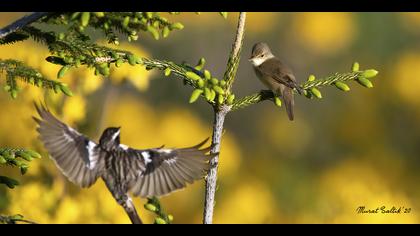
(29, 77, 35, 84)
(94, 12, 105, 18)
(0, 176, 19, 189)
(308, 74, 315, 82)
(204, 88, 212, 101)
(16, 151, 33, 161)
(204, 70, 211, 80)
(36, 79, 43, 87)
(75, 59, 81, 68)
(24, 150, 41, 159)
(213, 86, 225, 95)
(10, 214, 23, 220)
(168, 214, 174, 222)
(209, 89, 216, 102)
(2, 150, 14, 160)
(189, 89, 203, 103)
(144, 203, 158, 212)
(58, 33, 65, 40)
(310, 88, 322, 98)
(352, 62, 360, 72)
(155, 217, 167, 224)
(99, 66, 110, 76)
(0, 155, 6, 164)
(147, 25, 160, 40)
(145, 12, 153, 19)
(60, 84, 74, 96)
(123, 16, 130, 27)
(210, 78, 219, 85)
(170, 22, 184, 30)
(162, 26, 170, 38)
(164, 68, 172, 76)
(80, 12, 90, 27)
(226, 94, 235, 104)
(335, 81, 350, 91)
(186, 72, 202, 81)
(111, 52, 119, 60)
(357, 77, 373, 88)
(20, 164, 28, 175)
(54, 84, 61, 93)
(362, 69, 378, 79)
(127, 54, 137, 66)
(3, 85, 11, 92)
(115, 59, 124, 68)
(57, 65, 70, 79)
(152, 21, 160, 28)
(220, 12, 228, 19)
(274, 97, 282, 107)
(194, 58, 206, 71)
(217, 94, 225, 105)
(197, 78, 205, 88)
(70, 12, 81, 20)
(11, 89, 18, 99)
(219, 80, 227, 87)
(94, 68, 100, 76)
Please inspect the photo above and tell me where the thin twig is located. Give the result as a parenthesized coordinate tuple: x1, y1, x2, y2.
(0, 12, 51, 39)
(203, 12, 247, 224)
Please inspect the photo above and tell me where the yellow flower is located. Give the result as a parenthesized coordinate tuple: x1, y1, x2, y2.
(214, 179, 276, 223)
(293, 13, 356, 55)
(62, 94, 86, 125)
(393, 52, 420, 106)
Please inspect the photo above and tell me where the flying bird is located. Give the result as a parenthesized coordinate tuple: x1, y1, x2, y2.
(33, 103, 215, 224)
(249, 42, 304, 121)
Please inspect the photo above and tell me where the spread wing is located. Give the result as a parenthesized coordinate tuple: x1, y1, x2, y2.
(121, 138, 216, 198)
(33, 104, 104, 188)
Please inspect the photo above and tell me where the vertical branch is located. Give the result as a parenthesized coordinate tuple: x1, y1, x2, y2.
(203, 105, 229, 224)
(203, 12, 246, 224)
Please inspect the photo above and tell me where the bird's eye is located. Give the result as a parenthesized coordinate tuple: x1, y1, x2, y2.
(260, 54, 264, 57)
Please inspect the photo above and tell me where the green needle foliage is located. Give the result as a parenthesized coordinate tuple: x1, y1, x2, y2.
(0, 214, 36, 224)
(0, 59, 73, 98)
(144, 197, 174, 224)
(0, 148, 41, 188)
(231, 62, 379, 111)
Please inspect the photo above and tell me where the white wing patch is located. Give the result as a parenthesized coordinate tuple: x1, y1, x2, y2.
(161, 149, 172, 154)
(119, 144, 129, 150)
(86, 141, 98, 170)
(141, 151, 152, 164)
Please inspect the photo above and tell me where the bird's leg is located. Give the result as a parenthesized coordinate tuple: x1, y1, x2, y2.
(116, 195, 143, 224)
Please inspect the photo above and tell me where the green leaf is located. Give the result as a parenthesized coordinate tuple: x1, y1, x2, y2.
(162, 26, 170, 38)
(357, 77, 373, 88)
(144, 204, 158, 212)
(170, 22, 184, 30)
(213, 86, 225, 95)
(189, 89, 203, 103)
(274, 97, 282, 107)
(335, 81, 350, 91)
(352, 62, 360, 72)
(362, 69, 378, 79)
(308, 74, 316, 82)
(154, 217, 167, 224)
(57, 65, 70, 79)
(226, 94, 235, 105)
(186, 72, 202, 81)
(164, 68, 171, 76)
(80, 12, 90, 27)
(310, 88, 322, 98)
(59, 84, 73, 96)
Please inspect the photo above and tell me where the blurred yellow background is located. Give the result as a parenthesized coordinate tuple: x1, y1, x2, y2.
(1, 12, 420, 224)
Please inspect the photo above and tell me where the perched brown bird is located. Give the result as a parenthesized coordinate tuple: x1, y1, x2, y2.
(249, 42, 304, 121)
(33, 103, 215, 224)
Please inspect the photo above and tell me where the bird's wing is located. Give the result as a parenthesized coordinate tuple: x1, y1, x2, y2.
(258, 58, 298, 88)
(123, 138, 216, 198)
(33, 104, 104, 188)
